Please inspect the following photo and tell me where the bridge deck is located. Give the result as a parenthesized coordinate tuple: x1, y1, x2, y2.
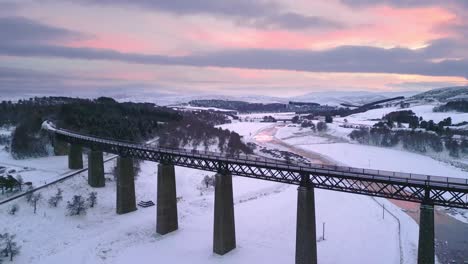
(46, 125, 468, 208)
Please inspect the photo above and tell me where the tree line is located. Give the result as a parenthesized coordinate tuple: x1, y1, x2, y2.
(3, 97, 252, 159)
(434, 100, 468, 113)
(349, 111, 468, 157)
(158, 111, 252, 155)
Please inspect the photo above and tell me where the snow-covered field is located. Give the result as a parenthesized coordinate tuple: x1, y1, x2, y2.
(275, 125, 335, 145)
(269, 114, 468, 225)
(170, 105, 236, 113)
(343, 103, 468, 125)
(0, 151, 72, 187)
(1, 105, 466, 263)
(0, 153, 413, 264)
(273, 102, 468, 166)
(298, 143, 468, 179)
(238, 112, 296, 120)
(217, 122, 273, 142)
(0, 121, 421, 264)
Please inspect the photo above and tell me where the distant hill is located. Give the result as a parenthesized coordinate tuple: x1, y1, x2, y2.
(188, 99, 287, 112)
(291, 91, 416, 106)
(410, 86, 468, 102)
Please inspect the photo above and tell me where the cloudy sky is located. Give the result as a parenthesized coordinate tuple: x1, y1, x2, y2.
(0, 0, 467, 97)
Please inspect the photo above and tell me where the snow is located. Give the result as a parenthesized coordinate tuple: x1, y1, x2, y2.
(266, 118, 468, 263)
(292, 90, 418, 106)
(1, 104, 465, 263)
(41, 120, 57, 131)
(272, 115, 468, 180)
(343, 104, 468, 124)
(296, 143, 468, 179)
(217, 122, 274, 142)
(0, 127, 13, 136)
(108, 187, 403, 264)
(0, 120, 415, 264)
(170, 105, 236, 113)
(0, 151, 73, 187)
(0, 159, 407, 264)
(238, 112, 296, 119)
(275, 126, 333, 145)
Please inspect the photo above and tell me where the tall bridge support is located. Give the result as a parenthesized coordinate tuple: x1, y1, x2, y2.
(295, 185, 318, 264)
(417, 203, 435, 264)
(213, 172, 236, 255)
(68, 144, 83, 169)
(116, 157, 137, 214)
(156, 163, 178, 235)
(88, 150, 105, 187)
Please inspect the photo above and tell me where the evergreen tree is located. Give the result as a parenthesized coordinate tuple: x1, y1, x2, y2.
(461, 139, 468, 154)
(445, 139, 460, 158)
(8, 204, 19, 215)
(317, 122, 327, 132)
(66, 195, 86, 216)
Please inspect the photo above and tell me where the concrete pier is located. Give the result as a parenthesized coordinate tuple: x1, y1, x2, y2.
(88, 150, 105, 187)
(68, 144, 83, 169)
(295, 185, 317, 264)
(116, 157, 137, 214)
(417, 203, 435, 264)
(156, 163, 178, 235)
(213, 172, 236, 255)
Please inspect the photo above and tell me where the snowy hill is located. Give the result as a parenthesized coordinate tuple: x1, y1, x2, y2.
(291, 91, 417, 106)
(410, 86, 468, 102)
(4, 89, 420, 107)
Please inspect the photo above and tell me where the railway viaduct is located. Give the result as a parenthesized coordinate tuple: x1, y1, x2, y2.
(44, 123, 468, 264)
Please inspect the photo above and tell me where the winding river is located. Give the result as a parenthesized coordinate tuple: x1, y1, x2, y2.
(253, 124, 468, 264)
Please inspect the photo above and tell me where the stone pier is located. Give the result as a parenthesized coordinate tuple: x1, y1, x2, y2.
(156, 163, 178, 235)
(213, 172, 236, 255)
(116, 157, 137, 214)
(295, 185, 317, 264)
(68, 144, 83, 170)
(88, 150, 105, 187)
(417, 203, 435, 264)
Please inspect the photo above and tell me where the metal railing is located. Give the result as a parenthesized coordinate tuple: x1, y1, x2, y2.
(45, 125, 468, 208)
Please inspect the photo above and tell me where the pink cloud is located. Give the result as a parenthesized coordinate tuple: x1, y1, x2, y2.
(185, 5, 456, 51)
(64, 34, 156, 53)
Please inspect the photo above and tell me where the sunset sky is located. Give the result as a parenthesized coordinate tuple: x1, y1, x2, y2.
(1, 0, 467, 97)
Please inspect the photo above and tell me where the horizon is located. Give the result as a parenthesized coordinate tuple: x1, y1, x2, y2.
(0, 86, 434, 103)
(1, 1, 468, 97)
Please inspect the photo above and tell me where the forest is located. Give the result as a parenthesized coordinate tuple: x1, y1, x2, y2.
(1, 97, 252, 159)
(349, 110, 468, 157)
(434, 100, 468, 113)
(189, 99, 287, 112)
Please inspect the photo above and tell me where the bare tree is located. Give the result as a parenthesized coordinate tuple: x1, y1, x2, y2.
(87, 192, 97, 208)
(24, 185, 34, 203)
(29, 193, 42, 214)
(48, 188, 63, 207)
(202, 175, 215, 188)
(0, 233, 20, 261)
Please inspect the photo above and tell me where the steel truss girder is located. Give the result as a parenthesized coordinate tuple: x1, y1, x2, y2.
(54, 130, 468, 209)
